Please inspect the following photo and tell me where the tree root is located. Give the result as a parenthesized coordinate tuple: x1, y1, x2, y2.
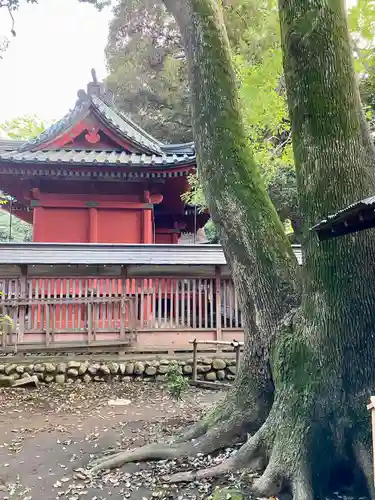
(89, 443, 188, 474)
(88, 411, 248, 474)
(165, 421, 268, 483)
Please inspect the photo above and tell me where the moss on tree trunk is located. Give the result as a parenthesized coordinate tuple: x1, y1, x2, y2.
(164, 0, 300, 440)
(275, 0, 375, 495)
(89, 1, 375, 497)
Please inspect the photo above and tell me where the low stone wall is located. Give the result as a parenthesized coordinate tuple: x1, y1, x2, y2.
(0, 358, 237, 384)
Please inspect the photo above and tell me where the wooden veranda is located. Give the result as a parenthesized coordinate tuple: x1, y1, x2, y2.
(0, 243, 302, 353)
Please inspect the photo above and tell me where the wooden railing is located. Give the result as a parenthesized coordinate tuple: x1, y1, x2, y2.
(0, 274, 244, 351)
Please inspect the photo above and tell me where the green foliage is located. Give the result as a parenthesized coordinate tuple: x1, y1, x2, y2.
(165, 364, 189, 400)
(104, 0, 291, 148)
(0, 114, 49, 140)
(105, 0, 191, 143)
(0, 210, 32, 242)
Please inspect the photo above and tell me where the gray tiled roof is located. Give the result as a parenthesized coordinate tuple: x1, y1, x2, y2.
(18, 99, 90, 153)
(15, 94, 166, 155)
(0, 139, 26, 152)
(0, 149, 196, 168)
(312, 196, 375, 231)
(0, 88, 194, 159)
(161, 142, 195, 155)
(0, 243, 303, 266)
(91, 97, 163, 154)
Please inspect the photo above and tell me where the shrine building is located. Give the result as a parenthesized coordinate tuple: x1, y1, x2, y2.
(0, 72, 208, 245)
(0, 73, 302, 353)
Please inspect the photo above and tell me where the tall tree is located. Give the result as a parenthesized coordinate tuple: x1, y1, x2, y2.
(0, 114, 46, 242)
(89, 1, 375, 498)
(105, 0, 191, 142)
(0, 114, 49, 140)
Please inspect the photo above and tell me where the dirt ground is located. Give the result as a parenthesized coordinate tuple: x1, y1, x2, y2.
(0, 381, 233, 500)
(0, 382, 366, 500)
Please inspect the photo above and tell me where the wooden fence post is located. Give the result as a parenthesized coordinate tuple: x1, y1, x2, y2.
(367, 396, 375, 486)
(215, 266, 222, 341)
(192, 338, 198, 383)
(18, 266, 27, 344)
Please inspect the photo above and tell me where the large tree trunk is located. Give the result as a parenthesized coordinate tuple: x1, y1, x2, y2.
(88, 0, 299, 476)
(271, 0, 375, 496)
(162, 0, 375, 497)
(89, 1, 375, 498)
(162, 0, 300, 443)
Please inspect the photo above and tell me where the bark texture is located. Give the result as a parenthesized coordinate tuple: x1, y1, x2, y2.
(88, 1, 375, 498)
(163, 0, 300, 438)
(264, 0, 375, 495)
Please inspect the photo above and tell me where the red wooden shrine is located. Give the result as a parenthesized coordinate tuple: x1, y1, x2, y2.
(0, 71, 208, 244)
(0, 72, 219, 349)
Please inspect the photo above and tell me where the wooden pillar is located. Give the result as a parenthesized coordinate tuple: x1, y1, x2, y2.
(120, 266, 127, 342)
(215, 266, 222, 341)
(142, 209, 153, 243)
(18, 265, 27, 345)
(32, 207, 45, 241)
(89, 208, 98, 243)
(192, 339, 198, 383)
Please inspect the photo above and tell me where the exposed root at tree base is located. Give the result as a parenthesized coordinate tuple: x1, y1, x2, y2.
(165, 424, 267, 484)
(88, 413, 249, 474)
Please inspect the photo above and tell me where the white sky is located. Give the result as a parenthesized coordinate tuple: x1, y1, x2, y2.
(0, 0, 112, 123)
(0, 0, 359, 124)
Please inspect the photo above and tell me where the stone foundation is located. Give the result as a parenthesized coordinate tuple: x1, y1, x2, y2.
(0, 358, 237, 384)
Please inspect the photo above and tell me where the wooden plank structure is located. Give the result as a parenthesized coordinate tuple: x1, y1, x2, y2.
(190, 339, 243, 388)
(0, 243, 252, 353)
(0, 242, 301, 353)
(0, 274, 243, 351)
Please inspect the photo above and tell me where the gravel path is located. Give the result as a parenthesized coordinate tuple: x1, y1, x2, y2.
(0, 382, 369, 500)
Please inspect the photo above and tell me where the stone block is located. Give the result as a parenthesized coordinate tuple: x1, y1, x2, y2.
(108, 362, 119, 374)
(44, 363, 56, 373)
(125, 362, 134, 374)
(197, 364, 211, 373)
(158, 365, 169, 374)
(145, 366, 157, 376)
(55, 374, 65, 384)
(57, 363, 67, 374)
(68, 360, 81, 369)
(78, 363, 89, 375)
(88, 363, 100, 375)
(134, 362, 145, 375)
(206, 372, 217, 382)
(4, 364, 16, 375)
(212, 359, 226, 370)
(183, 365, 193, 375)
